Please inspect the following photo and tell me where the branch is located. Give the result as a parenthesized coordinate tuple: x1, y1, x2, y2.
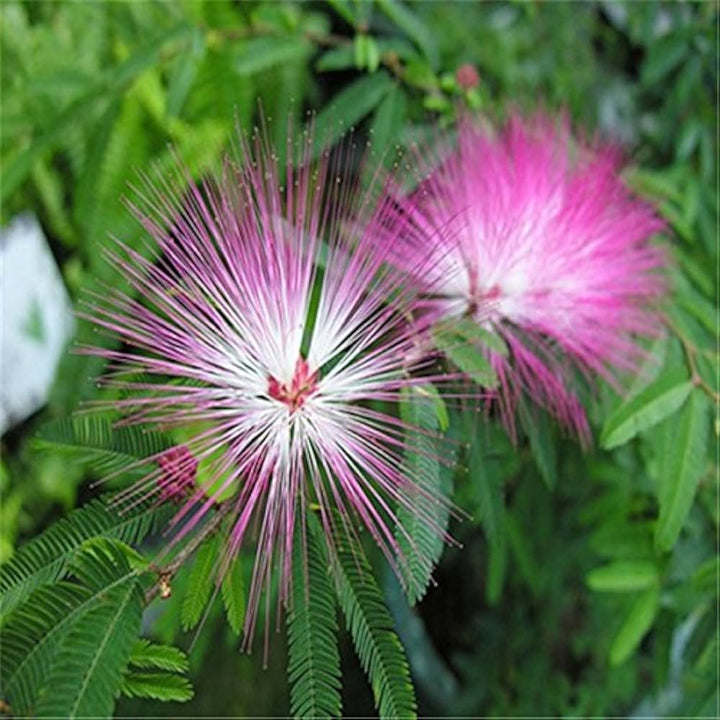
(144, 500, 234, 604)
(665, 317, 719, 402)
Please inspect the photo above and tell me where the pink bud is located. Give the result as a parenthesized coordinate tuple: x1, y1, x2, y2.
(455, 63, 480, 90)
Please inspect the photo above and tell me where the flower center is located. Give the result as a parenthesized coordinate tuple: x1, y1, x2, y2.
(468, 284, 502, 318)
(268, 356, 319, 412)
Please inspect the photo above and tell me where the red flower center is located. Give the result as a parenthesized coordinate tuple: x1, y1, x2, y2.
(268, 356, 319, 412)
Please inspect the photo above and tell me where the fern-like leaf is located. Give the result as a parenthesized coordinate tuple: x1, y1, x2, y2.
(127, 639, 189, 672)
(395, 384, 450, 605)
(1, 539, 140, 716)
(35, 575, 142, 718)
(120, 640, 193, 703)
(287, 527, 342, 720)
(0, 494, 166, 617)
(120, 672, 194, 702)
(312, 519, 417, 720)
(0, 583, 89, 713)
(221, 553, 246, 635)
(33, 416, 174, 476)
(181, 533, 219, 631)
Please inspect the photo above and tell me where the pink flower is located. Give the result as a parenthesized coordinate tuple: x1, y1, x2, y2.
(82, 129, 452, 645)
(394, 114, 666, 441)
(455, 63, 480, 90)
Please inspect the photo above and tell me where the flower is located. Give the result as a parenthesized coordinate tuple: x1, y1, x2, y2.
(455, 63, 480, 91)
(392, 114, 666, 440)
(83, 128, 452, 645)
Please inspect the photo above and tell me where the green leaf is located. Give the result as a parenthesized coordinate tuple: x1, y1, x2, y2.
(121, 640, 193, 703)
(376, 0, 439, 68)
(313, 519, 416, 719)
(655, 390, 711, 552)
(1, 25, 192, 203)
(433, 318, 506, 387)
(233, 36, 311, 76)
(181, 533, 219, 631)
(466, 324, 509, 357)
(287, 528, 342, 719)
(0, 494, 164, 618)
(121, 671, 194, 702)
(692, 556, 719, 595)
(627, 334, 669, 398)
(609, 586, 660, 666)
(586, 560, 659, 593)
(127, 639, 189, 673)
(316, 45, 355, 72)
(485, 529, 507, 606)
(166, 27, 205, 118)
(395, 384, 450, 604)
(311, 71, 394, 156)
(1, 540, 140, 716)
(326, 0, 359, 26)
(518, 402, 557, 490)
(369, 83, 407, 157)
(467, 419, 505, 545)
(505, 512, 541, 596)
(33, 416, 174, 476)
(221, 553, 246, 635)
(433, 325, 498, 388)
(36, 577, 142, 718)
(600, 370, 693, 449)
(642, 35, 688, 85)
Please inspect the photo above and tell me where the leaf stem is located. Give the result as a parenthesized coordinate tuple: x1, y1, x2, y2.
(666, 317, 719, 402)
(145, 500, 234, 604)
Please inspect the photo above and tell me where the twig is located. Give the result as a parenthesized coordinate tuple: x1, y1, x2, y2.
(666, 317, 719, 402)
(206, 24, 407, 83)
(144, 500, 234, 604)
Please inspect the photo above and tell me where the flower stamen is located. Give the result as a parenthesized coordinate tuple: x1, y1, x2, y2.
(267, 356, 319, 412)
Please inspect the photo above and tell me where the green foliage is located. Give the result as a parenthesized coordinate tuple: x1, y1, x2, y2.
(128, 639, 189, 672)
(322, 522, 417, 719)
(312, 71, 395, 156)
(221, 553, 247, 636)
(121, 640, 194, 703)
(432, 318, 502, 388)
(395, 384, 450, 604)
(517, 402, 557, 490)
(655, 390, 711, 552)
(287, 527, 342, 719)
(1, 539, 141, 716)
(35, 571, 142, 718)
(1, 0, 716, 717)
(600, 369, 694, 449)
(609, 586, 660, 666)
(34, 416, 174, 475)
(0, 495, 163, 618)
(586, 560, 659, 593)
(181, 534, 220, 632)
(121, 672, 194, 703)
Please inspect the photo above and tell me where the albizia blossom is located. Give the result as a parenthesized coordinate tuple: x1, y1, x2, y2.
(82, 129, 453, 646)
(392, 114, 666, 440)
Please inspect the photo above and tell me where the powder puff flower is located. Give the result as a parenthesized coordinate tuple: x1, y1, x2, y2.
(392, 114, 666, 441)
(82, 128, 452, 645)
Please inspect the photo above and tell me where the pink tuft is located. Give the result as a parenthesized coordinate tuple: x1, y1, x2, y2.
(390, 113, 667, 441)
(82, 124, 456, 649)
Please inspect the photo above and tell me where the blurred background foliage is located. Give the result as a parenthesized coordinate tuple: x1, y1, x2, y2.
(0, 0, 716, 717)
